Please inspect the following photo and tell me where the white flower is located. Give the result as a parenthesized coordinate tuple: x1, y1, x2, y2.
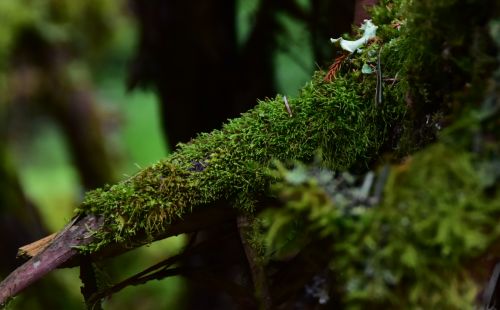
(330, 19, 378, 53)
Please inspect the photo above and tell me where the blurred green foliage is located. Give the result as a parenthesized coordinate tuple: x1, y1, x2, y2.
(0, 0, 124, 65)
(264, 134, 500, 307)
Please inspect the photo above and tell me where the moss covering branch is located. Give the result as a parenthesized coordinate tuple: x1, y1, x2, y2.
(78, 62, 407, 251)
(2, 0, 498, 307)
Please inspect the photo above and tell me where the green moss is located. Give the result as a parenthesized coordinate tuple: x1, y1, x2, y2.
(79, 67, 406, 250)
(77, 0, 467, 252)
(77, 7, 417, 248)
(368, 0, 499, 156)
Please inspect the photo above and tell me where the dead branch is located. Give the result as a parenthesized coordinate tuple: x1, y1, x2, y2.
(0, 215, 103, 306)
(0, 205, 238, 306)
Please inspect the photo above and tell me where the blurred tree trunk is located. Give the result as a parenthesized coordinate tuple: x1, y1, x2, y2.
(354, 0, 378, 25)
(128, 0, 280, 150)
(310, 0, 355, 65)
(10, 28, 116, 190)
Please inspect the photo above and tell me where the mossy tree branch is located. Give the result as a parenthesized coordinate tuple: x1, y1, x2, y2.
(78, 69, 402, 253)
(3, 0, 494, 305)
(0, 64, 404, 305)
(0, 8, 409, 304)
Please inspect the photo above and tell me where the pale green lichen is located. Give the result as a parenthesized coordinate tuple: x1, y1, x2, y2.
(331, 19, 378, 53)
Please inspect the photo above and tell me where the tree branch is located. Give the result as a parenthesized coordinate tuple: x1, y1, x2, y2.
(0, 205, 238, 305)
(237, 215, 271, 309)
(0, 215, 103, 306)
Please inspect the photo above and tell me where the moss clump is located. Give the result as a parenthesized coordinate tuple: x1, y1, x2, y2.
(370, 0, 499, 155)
(344, 144, 500, 308)
(79, 67, 406, 250)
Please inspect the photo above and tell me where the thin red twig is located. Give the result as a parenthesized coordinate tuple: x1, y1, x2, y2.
(324, 54, 348, 82)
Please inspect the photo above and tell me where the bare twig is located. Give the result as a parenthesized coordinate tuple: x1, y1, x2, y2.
(283, 96, 293, 117)
(80, 257, 103, 310)
(0, 215, 104, 306)
(375, 47, 383, 105)
(324, 53, 348, 82)
(86, 232, 216, 305)
(483, 262, 500, 310)
(17, 233, 57, 259)
(0, 204, 238, 306)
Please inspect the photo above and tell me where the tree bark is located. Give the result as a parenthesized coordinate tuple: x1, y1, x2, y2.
(354, 0, 378, 25)
(0, 215, 103, 306)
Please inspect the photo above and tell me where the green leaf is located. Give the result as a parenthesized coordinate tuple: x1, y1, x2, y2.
(362, 63, 374, 74)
